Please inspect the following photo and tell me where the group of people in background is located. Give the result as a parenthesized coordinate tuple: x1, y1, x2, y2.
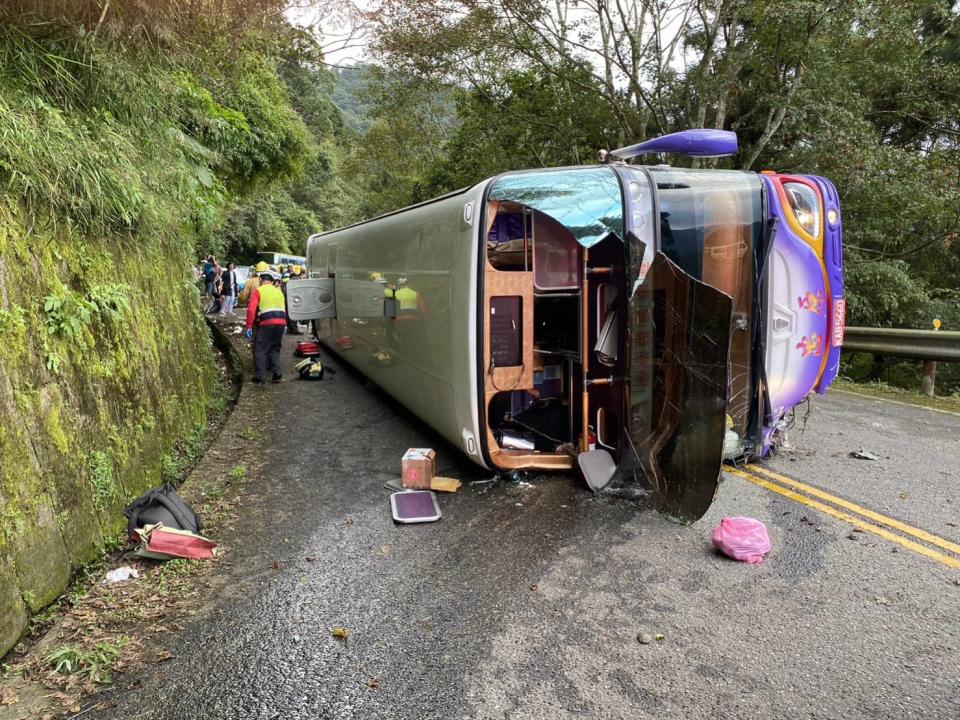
(199, 255, 307, 337)
(201, 255, 240, 316)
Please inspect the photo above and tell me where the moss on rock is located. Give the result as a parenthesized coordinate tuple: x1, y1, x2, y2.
(0, 210, 217, 656)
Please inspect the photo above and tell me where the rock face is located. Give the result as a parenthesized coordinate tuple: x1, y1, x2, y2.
(0, 216, 216, 657)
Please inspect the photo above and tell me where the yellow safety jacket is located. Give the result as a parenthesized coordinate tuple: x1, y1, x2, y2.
(256, 283, 287, 326)
(395, 286, 420, 317)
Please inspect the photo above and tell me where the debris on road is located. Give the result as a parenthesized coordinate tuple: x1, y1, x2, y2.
(637, 632, 653, 645)
(135, 524, 217, 561)
(430, 476, 461, 493)
(124, 483, 203, 540)
(390, 490, 441, 524)
(384, 477, 404, 492)
(401, 448, 436, 490)
(295, 357, 324, 380)
(103, 566, 140, 584)
(850, 449, 880, 461)
(712, 517, 772, 564)
(331, 627, 351, 641)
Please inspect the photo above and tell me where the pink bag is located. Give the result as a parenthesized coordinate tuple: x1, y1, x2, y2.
(712, 517, 772, 564)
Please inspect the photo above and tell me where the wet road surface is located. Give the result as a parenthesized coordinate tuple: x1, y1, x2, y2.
(99, 328, 960, 719)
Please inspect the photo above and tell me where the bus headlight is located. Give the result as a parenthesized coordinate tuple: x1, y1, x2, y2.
(827, 208, 839, 226)
(784, 182, 821, 239)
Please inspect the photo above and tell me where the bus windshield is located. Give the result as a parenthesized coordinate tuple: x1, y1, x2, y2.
(488, 167, 624, 247)
(626, 167, 764, 457)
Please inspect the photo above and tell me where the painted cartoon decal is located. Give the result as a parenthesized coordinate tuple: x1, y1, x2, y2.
(797, 290, 825, 315)
(796, 333, 824, 358)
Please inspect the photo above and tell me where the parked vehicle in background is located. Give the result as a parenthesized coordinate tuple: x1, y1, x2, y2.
(258, 252, 306, 269)
(287, 130, 844, 522)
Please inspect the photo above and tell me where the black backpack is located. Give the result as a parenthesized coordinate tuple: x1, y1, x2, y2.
(124, 483, 202, 540)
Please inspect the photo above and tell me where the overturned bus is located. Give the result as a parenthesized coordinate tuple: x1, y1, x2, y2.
(287, 130, 845, 522)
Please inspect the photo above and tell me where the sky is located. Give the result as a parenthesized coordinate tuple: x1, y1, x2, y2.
(285, 1, 372, 67)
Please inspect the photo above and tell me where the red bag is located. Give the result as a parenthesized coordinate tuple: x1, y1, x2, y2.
(135, 524, 217, 560)
(712, 517, 771, 564)
(294, 341, 321, 358)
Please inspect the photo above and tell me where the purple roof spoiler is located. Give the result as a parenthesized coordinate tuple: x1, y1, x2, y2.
(611, 129, 738, 160)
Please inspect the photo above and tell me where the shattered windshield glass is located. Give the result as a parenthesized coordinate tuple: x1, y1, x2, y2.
(647, 168, 763, 457)
(488, 168, 624, 247)
(619, 167, 733, 523)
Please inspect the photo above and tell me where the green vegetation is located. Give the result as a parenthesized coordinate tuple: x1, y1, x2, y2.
(45, 639, 127, 684)
(239, 426, 263, 442)
(0, 1, 328, 656)
(229, 465, 248, 480)
(87, 451, 116, 513)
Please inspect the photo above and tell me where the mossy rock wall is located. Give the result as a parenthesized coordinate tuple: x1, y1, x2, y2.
(0, 208, 216, 657)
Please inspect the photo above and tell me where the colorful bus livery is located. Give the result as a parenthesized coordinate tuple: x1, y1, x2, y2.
(760, 171, 844, 454)
(287, 130, 844, 522)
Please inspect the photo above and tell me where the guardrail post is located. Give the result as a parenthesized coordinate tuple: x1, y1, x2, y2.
(921, 318, 942, 397)
(921, 360, 937, 397)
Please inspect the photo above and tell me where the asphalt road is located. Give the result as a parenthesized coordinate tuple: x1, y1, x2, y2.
(99, 327, 960, 720)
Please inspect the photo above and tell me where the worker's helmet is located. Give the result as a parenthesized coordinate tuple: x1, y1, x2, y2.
(259, 272, 274, 281)
(293, 266, 303, 276)
(369, 271, 382, 281)
(255, 261, 270, 272)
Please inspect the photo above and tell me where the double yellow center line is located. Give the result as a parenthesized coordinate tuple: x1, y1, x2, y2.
(728, 464, 960, 569)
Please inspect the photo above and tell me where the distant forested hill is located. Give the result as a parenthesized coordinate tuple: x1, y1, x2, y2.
(332, 66, 375, 134)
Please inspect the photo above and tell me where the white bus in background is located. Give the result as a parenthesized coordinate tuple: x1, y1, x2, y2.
(258, 252, 306, 268)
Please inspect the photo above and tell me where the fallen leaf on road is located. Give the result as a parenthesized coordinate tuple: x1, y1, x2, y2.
(379, 546, 390, 556)
(850, 450, 879, 461)
(367, 678, 380, 689)
(947, 522, 957, 528)
(655, 633, 665, 641)
(305, 556, 316, 562)
(899, 492, 909, 500)
(874, 596, 891, 605)
(332, 627, 351, 641)
(530, 584, 539, 592)
(270, 561, 284, 570)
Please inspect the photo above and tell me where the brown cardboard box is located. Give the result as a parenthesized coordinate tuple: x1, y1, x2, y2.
(401, 448, 436, 490)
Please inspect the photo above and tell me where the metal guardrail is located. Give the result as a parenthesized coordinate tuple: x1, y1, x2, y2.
(843, 327, 960, 363)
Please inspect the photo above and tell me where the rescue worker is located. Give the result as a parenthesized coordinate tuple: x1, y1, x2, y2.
(392, 277, 427, 361)
(394, 277, 425, 319)
(239, 261, 269, 306)
(245, 271, 286, 384)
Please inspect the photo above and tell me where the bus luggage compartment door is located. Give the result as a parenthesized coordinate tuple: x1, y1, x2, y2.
(287, 278, 337, 321)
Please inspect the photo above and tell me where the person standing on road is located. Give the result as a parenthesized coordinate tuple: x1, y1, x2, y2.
(202, 255, 217, 312)
(245, 271, 286, 384)
(220, 262, 238, 316)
